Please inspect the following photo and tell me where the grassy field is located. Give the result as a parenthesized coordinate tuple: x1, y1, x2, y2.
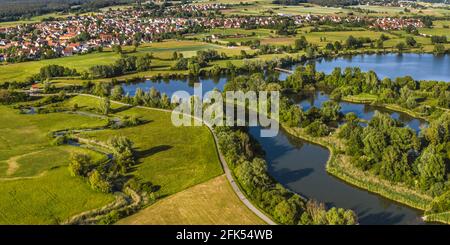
(0, 167, 114, 224)
(0, 106, 107, 162)
(0, 51, 122, 83)
(0, 40, 248, 84)
(79, 104, 223, 198)
(0, 105, 115, 224)
(117, 175, 265, 225)
(59, 95, 129, 112)
(215, 1, 450, 17)
(419, 20, 450, 39)
(0, 12, 94, 28)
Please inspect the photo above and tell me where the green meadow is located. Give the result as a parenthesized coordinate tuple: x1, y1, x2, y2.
(80, 105, 223, 197)
(0, 105, 114, 224)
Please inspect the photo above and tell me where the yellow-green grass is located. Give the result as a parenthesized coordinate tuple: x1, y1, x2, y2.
(217, 1, 450, 17)
(133, 40, 222, 59)
(419, 22, 450, 39)
(0, 145, 107, 178)
(117, 175, 265, 225)
(79, 106, 223, 197)
(60, 95, 129, 112)
(0, 167, 114, 224)
(0, 40, 245, 83)
(303, 30, 398, 47)
(0, 105, 115, 224)
(0, 105, 107, 163)
(0, 51, 122, 83)
(0, 12, 93, 28)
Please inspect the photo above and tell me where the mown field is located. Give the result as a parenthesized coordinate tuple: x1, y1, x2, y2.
(117, 175, 265, 225)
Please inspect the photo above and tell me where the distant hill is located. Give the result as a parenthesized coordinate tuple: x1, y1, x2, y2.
(0, 0, 132, 22)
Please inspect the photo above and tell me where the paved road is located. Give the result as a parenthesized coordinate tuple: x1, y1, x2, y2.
(78, 94, 277, 225)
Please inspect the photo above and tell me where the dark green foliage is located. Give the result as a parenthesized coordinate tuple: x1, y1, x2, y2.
(215, 126, 357, 225)
(68, 153, 92, 177)
(305, 121, 330, 137)
(39, 65, 78, 80)
(0, 89, 29, 104)
(89, 55, 151, 78)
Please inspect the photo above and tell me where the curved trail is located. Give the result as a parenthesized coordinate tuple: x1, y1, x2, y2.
(78, 94, 277, 225)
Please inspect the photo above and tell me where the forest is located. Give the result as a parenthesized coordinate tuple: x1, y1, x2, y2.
(0, 0, 132, 22)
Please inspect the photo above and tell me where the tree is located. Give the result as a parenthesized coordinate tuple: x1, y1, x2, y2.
(136, 54, 152, 71)
(345, 35, 363, 49)
(405, 36, 417, 47)
(433, 44, 446, 55)
(188, 61, 201, 76)
(99, 97, 111, 115)
(68, 153, 91, 177)
(273, 200, 297, 225)
(111, 85, 124, 100)
(396, 42, 406, 52)
(417, 145, 446, 191)
(334, 41, 342, 51)
(112, 45, 122, 54)
(88, 169, 112, 193)
(325, 42, 334, 51)
(294, 36, 308, 50)
(376, 39, 384, 49)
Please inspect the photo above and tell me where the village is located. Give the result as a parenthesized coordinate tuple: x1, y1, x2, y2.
(0, 3, 425, 62)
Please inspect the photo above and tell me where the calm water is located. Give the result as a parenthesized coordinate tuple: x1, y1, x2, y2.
(292, 91, 427, 133)
(121, 54, 442, 224)
(289, 53, 450, 82)
(122, 77, 228, 98)
(249, 126, 424, 225)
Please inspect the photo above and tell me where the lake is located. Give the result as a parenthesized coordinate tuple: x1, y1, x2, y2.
(249, 126, 425, 225)
(291, 91, 427, 133)
(121, 53, 442, 224)
(287, 53, 450, 82)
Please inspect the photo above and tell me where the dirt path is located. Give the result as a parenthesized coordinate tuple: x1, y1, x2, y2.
(0, 171, 47, 181)
(5, 151, 43, 176)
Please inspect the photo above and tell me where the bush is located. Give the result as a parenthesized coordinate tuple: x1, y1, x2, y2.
(305, 121, 330, 137)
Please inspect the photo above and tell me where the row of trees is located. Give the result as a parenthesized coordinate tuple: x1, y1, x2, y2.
(39, 65, 79, 80)
(88, 54, 152, 78)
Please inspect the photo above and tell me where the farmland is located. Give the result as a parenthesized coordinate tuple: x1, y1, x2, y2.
(117, 175, 265, 225)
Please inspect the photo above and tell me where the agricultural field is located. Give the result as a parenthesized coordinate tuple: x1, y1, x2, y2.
(0, 12, 93, 28)
(419, 20, 450, 38)
(117, 175, 265, 225)
(0, 40, 251, 84)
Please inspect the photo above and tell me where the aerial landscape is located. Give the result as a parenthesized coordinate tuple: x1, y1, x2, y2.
(0, 0, 449, 229)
